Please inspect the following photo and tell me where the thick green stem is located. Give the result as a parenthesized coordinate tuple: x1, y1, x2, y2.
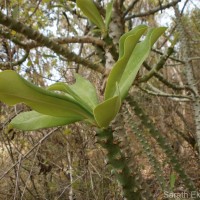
(131, 122, 167, 190)
(96, 127, 151, 200)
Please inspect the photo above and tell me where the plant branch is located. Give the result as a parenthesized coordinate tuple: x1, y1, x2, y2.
(125, 0, 181, 20)
(139, 47, 174, 83)
(139, 83, 193, 101)
(95, 127, 152, 200)
(0, 29, 29, 50)
(142, 61, 196, 96)
(0, 11, 105, 74)
(126, 96, 197, 193)
(0, 50, 29, 70)
(54, 36, 106, 46)
(0, 128, 59, 181)
(123, 103, 168, 191)
(10, 36, 106, 50)
(152, 48, 184, 64)
(123, 0, 140, 17)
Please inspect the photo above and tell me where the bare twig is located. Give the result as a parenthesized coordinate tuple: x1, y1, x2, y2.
(0, 128, 59, 181)
(55, 172, 87, 200)
(125, 0, 181, 20)
(139, 47, 174, 83)
(152, 48, 184, 64)
(29, 0, 42, 18)
(0, 50, 29, 70)
(123, 0, 140, 17)
(139, 84, 193, 101)
(14, 155, 22, 200)
(142, 61, 196, 96)
(21, 144, 41, 199)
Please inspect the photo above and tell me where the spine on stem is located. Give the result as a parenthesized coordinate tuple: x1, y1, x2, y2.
(126, 96, 197, 193)
(95, 127, 152, 200)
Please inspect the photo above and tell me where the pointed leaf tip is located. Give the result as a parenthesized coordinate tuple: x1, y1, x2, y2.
(105, 25, 148, 100)
(105, 26, 166, 101)
(77, 0, 105, 32)
(94, 84, 121, 128)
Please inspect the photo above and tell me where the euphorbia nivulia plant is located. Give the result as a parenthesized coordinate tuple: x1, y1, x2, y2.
(0, 1, 166, 199)
(0, 25, 165, 130)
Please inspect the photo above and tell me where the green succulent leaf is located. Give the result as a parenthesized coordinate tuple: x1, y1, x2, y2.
(48, 73, 99, 113)
(118, 25, 148, 59)
(94, 84, 121, 128)
(105, 0, 113, 29)
(77, 0, 105, 33)
(0, 70, 93, 120)
(46, 83, 77, 101)
(119, 27, 166, 100)
(104, 25, 148, 99)
(10, 111, 81, 131)
(105, 26, 166, 100)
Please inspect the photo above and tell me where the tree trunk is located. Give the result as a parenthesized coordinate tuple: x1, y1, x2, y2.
(174, 5, 200, 157)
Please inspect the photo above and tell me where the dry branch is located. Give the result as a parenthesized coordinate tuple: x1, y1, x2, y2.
(0, 11, 105, 74)
(125, 0, 181, 20)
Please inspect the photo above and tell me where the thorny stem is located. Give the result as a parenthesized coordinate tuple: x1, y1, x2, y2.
(96, 127, 153, 200)
(126, 96, 198, 195)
